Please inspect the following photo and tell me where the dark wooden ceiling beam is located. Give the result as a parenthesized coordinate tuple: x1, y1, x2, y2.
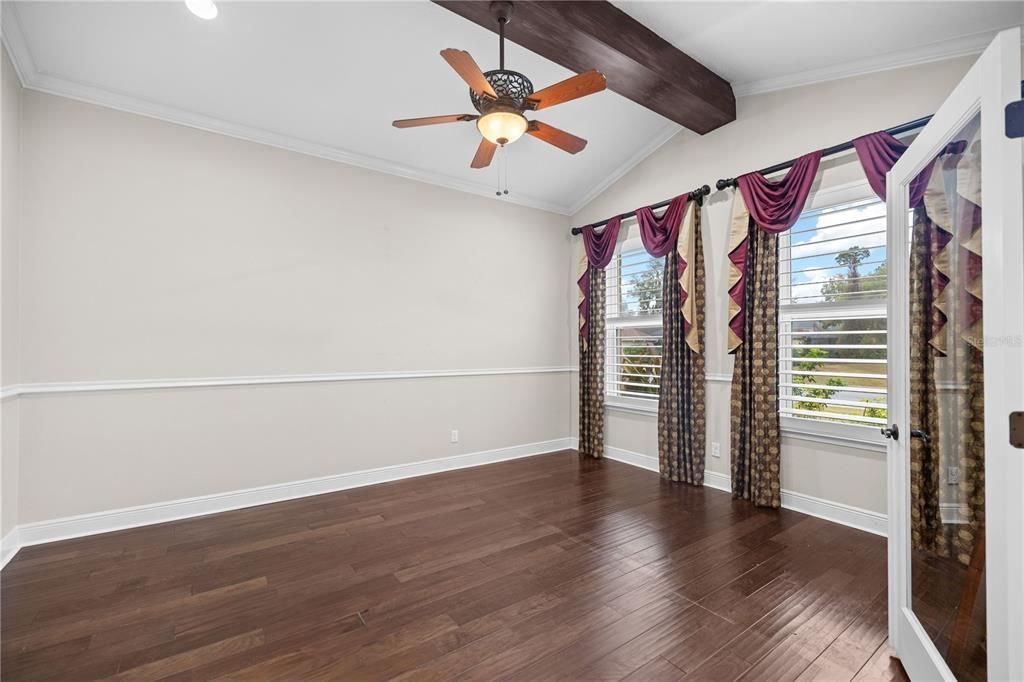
(433, 0, 736, 134)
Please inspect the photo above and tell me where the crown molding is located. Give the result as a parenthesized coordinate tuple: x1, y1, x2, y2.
(0, 365, 576, 400)
(6, 7, 1015, 220)
(563, 27, 1006, 219)
(0, 4, 677, 221)
(732, 26, 1021, 98)
(25, 71, 574, 215)
(0, 6, 577, 216)
(0, 3, 33, 86)
(566, 120, 680, 217)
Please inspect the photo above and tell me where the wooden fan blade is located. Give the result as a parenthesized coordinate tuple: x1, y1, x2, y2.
(393, 114, 477, 128)
(527, 121, 587, 154)
(471, 138, 498, 169)
(526, 70, 606, 111)
(440, 49, 497, 98)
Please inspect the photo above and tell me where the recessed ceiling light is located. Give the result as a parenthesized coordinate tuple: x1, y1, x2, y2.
(185, 0, 218, 20)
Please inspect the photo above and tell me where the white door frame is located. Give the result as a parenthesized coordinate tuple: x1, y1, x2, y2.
(886, 26, 1023, 681)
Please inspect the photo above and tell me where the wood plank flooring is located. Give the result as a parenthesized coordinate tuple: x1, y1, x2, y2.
(1, 451, 907, 681)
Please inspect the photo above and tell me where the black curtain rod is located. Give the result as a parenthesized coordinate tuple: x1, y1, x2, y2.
(718, 80, 1024, 190)
(714, 114, 933, 191)
(570, 81, 1024, 238)
(568, 114, 926, 237)
(569, 184, 710, 236)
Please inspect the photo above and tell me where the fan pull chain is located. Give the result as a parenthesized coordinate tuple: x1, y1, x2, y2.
(495, 145, 510, 197)
(495, 146, 502, 196)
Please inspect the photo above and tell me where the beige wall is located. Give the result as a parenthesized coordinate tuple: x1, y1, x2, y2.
(571, 56, 978, 515)
(4, 49, 987, 528)
(2, 46, 22, 537)
(13, 90, 574, 524)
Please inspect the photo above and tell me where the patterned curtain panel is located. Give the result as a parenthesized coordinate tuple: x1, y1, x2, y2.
(579, 264, 606, 459)
(577, 219, 621, 460)
(910, 132, 985, 567)
(658, 204, 706, 484)
(730, 223, 781, 508)
(725, 155, 819, 509)
(956, 345, 985, 566)
(909, 206, 943, 553)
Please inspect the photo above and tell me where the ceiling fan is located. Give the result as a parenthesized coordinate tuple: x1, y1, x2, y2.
(392, 1, 607, 169)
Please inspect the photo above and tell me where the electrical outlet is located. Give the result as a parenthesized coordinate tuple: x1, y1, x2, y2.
(450, 430, 459, 443)
(948, 466, 961, 485)
(711, 442, 721, 458)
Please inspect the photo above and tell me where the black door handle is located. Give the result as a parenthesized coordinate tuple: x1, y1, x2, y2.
(881, 424, 900, 440)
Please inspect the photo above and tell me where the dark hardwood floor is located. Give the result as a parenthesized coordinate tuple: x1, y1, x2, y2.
(1, 451, 907, 681)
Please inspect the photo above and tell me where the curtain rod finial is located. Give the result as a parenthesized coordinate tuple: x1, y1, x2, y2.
(716, 178, 736, 191)
(689, 184, 711, 205)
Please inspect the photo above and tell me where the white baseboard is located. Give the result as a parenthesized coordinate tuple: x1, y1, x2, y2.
(940, 502, 967, 525)
(9, 438, 575, 554)
(605, 446, 660, 472)
(702, 470, 732, 493)
(1, 528, 20, 570)
(605, 445, 888, 537)
(3, 437, 887, 567)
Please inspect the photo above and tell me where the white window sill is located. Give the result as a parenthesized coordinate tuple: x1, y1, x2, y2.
(601, 406, 886, 452)
(781, 417, 887, 454)
(605, 397, 658, 416)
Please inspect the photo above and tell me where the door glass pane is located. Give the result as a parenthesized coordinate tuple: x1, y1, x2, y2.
(908, 112, 985, 681)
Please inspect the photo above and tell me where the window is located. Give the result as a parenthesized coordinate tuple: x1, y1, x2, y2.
(779, 196, 888, 436)
(605, 232, 662, 406)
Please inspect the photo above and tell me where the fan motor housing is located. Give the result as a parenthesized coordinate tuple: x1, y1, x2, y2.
(471, 70, 534, 114)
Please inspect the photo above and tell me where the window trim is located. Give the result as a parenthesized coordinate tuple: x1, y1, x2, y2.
(781, 417, 887, 452)
(599, 180, 891, 453)
(778, 180, 888, 449)
(606, 394, 659, 415)
(604, 228, 664, 405)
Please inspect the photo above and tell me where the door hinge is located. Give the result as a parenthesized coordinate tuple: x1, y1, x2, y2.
(1008, 100, 1024, 139)
(1007, 82, 1024, 139)
(1010, 411, 1024, 449)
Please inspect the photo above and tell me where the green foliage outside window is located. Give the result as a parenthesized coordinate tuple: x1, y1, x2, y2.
(619, 344, 660, 397)
(629, 260, 664, 315)
(790, 244, 888, 422)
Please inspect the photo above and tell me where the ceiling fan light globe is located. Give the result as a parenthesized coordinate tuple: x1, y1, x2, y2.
(185, 0, 218, 19)
(477, 111, 527, 146)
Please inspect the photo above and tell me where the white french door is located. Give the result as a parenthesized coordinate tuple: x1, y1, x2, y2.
(886, 27, 1023, 681)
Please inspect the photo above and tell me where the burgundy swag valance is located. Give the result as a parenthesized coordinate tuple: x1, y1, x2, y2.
(636, 194, 689, 257)
(577, 194, 702, 351)
(853, 131, 935, 206)
(581, 217, 622, 269)
(727, 151, 822, 351)
(853, 132, 979, 354)
(577, 216, 622, 344)
(736, 151, 823, 233)
(636, 194, 698, 347)
(726, 132, 957, 352)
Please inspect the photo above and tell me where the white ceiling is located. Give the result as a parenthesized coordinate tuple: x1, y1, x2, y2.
(614, 1, 1024, 96)
(3, 1, 1021, 215)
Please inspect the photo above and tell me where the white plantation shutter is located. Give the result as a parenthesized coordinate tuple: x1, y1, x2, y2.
(778, 197, 889, 429)
(605, 234, 663, 401)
